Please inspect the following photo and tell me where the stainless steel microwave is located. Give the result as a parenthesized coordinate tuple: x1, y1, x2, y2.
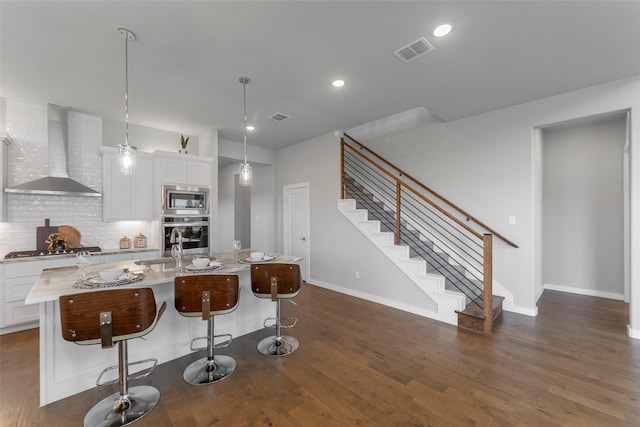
(161, 185, 209, 216)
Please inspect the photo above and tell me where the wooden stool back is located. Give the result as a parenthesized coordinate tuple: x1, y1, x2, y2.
(60, 288, 159, 344)
(175, 274, 239, 317)
(251, 263, 301, 300)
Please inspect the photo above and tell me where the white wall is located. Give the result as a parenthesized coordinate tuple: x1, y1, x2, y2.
(216, 139, 276, 253)
(199, 128, 219, 251)
(250, 164, 275, 253)
(218, 137, 276, 166)
(217, 163, 236, 252)
(275, 133, 439, 313)
(543, 116, 626, 299)
(276, 76, 640, 335)
(103, 117, 199, 155)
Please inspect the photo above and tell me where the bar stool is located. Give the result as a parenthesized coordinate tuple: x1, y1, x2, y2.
(59, 288, 166, 427)
(251, 263, 302, 357)
(174, 274, 239, 385)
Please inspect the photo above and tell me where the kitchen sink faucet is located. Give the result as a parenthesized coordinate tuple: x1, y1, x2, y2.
(170, 228, 183, 270)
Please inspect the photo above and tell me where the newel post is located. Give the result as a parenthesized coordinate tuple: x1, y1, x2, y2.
(483, 233, 493, 333)
(395, 181, 401, 245)
(340, 137, 345, 199)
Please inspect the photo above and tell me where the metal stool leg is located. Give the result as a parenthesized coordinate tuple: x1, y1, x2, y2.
(257, 298, 299, 357)
(183, 313, 236, 385)
(83, 340, 160, 427)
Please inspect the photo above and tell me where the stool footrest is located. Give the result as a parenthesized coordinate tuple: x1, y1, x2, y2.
(96, 358, 158, 386)
(190, 334, 233, 352)
(263, 316, 298, 329)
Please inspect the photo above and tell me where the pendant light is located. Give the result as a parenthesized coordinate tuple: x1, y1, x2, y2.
(238, 76, 252, 186)
(117, 28, 137, 175)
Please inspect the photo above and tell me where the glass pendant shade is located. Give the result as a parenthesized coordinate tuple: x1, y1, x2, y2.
(118, 143, 137, 175)
(239, 162, 252, 186)
(238, 76, 252, 186)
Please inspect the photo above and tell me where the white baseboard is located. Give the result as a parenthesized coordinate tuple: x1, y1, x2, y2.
(544, 283, 624, 301)
(503, 304, 538, 317)
(0, 321, 38, 335)
(627, 324, 640, 340)
(309, 277, 539, 319)
(308, 277, 446, 323)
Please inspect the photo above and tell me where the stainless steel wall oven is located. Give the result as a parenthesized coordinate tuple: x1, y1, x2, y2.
(162, 216, 209, 256)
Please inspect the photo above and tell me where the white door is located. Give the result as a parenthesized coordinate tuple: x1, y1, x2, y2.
(283, 183, 310, 280)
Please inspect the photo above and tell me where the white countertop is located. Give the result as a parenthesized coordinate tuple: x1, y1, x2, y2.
(25, 250, 300, 304)
(1, 247, 159, 263)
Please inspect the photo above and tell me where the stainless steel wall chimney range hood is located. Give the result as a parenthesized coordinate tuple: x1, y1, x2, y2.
(4, 104, 100, 197)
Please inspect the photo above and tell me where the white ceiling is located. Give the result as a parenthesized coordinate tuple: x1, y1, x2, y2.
(2, 1, 639, 150)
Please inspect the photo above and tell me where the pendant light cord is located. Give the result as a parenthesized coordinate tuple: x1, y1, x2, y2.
(242, 78, 248, 164)
(118, 28, 135, 148)
(124, 32, 129, 147)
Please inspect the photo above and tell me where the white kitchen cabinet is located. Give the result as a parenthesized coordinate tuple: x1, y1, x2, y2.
(1, 257, 77, 333)
(187, 160, 211, 186)
(101, 147, 154, 220)
(154, 151, 212, 187)
(0, 97, 8, 222)
(0, 138, 6, 222)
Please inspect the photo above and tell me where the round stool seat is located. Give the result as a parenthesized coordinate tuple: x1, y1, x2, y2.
(183, 355, 236, 385)
(83, 385, 160, 427)
(257, 335, 299, 357)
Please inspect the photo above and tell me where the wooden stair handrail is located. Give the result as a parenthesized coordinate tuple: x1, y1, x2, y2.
(343, 140, 483, 241)
(343, 133, 519, 248)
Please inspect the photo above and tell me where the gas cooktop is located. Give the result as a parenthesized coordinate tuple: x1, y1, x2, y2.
(4, 246, 102, 259)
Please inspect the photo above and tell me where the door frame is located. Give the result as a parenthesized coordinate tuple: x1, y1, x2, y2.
(283, 182, 310, 280)
(534, 110, 630, 309)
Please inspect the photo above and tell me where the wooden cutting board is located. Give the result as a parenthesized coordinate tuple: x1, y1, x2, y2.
(58, 225, 82, 248)
(36, 219, 58, 251)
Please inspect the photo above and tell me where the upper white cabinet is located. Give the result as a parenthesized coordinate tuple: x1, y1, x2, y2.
(101, 146, 154, 220)
(187, 161, 211, 187)
(154, 151, 212, 187)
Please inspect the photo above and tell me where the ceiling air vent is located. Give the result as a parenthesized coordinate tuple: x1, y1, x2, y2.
(393, 37, 435, 63)
(269, 112, 290, 122)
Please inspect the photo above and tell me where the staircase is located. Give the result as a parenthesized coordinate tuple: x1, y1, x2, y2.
(338, 134, 516, 333)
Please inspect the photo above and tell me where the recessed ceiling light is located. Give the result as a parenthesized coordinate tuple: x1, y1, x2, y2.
(246, 125, 255, 131)
(433, 23, 453, 37)
(332, 79, 345, 88)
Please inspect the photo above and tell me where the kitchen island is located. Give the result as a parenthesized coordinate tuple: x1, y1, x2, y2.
(25, 250, 301, 406)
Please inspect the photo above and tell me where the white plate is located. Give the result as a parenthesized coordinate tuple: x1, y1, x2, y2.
(89, 277, 126, 285)
(185, 262, 222, 271)
(245, 255, 274, 263)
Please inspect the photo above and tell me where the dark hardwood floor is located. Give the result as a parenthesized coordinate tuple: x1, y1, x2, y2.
(1, 284, 640, 426)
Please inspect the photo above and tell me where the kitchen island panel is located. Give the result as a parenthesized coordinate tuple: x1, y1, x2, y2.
(37, 267, 273, 406)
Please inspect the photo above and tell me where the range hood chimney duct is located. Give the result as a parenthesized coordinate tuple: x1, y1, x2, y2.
(4, 104, 101, 197)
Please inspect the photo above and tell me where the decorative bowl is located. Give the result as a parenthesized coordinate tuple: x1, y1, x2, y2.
(192, 257, 210, 268)
(99, 268, 123, 281)
(250, 251, 265, 261)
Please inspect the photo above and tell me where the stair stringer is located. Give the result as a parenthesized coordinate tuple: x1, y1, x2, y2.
(337, 199, 466, 326)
